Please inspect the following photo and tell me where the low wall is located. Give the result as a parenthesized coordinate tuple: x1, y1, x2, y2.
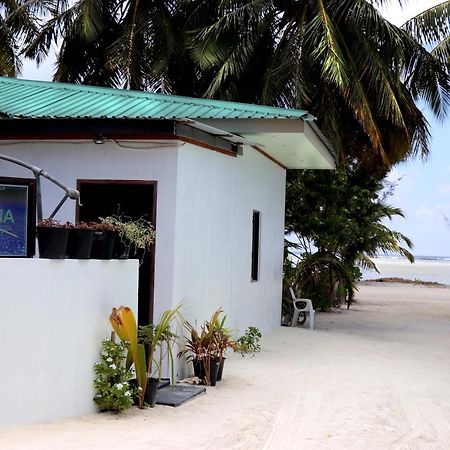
(0, 259, 139, 427)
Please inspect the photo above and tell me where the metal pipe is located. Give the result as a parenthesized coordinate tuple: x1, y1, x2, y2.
(0, 154, 80, 221)
(35, 175, 43, 222)
(49, 194, 69, 219)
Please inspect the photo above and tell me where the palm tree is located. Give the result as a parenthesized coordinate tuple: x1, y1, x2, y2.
(0, 0, 52, 76)
(24, 0, 216, 92)
(190, 0, 450, 171)
(24, 1, 450, 170)
(403, 1, 450, 69)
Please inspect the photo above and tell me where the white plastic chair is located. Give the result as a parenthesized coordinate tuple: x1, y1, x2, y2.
(289, 287, 315, 330)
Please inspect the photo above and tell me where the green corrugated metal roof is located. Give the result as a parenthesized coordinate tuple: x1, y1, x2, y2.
(0, 77, 315, 121)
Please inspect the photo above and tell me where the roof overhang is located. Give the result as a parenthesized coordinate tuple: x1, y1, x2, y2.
(196, 118, 335, 170)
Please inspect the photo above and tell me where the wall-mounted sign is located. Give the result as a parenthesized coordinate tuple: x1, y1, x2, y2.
(0, 179, 36, 257)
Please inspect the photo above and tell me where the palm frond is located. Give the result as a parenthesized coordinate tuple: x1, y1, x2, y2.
(403, 1, 450, 47)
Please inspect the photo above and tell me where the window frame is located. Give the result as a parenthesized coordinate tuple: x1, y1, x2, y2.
(0, 177, 36, 257)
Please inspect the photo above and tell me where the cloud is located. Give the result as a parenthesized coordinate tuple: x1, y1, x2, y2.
(384, 167, 417, 203)
(415, 206, 436, 218)
(379, 1, 443, 26)
(414, 203, 450, 221)
(438, 184, 450, 194)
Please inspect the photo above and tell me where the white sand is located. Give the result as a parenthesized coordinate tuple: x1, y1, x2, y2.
(2, 282, 450, 450)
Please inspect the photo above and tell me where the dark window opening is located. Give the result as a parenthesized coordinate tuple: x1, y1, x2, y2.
(77, 180, 156, 326)
(251, 210, 260, 281)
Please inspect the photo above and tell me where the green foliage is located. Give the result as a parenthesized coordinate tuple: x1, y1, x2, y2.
(236, 327, 262, 355)
(285, 167, 414, 309)
(100, 215, 156, 251)
(0, 0, 54, 76)
(93, 339, 135, 413)
(179, 309, 237, 384)
(22, 1, 450, 170)
(188, 0, 450, 170)
(137, 306, 180, 384)
(403, 2, 450, 77)
(285, 251, 354, 311)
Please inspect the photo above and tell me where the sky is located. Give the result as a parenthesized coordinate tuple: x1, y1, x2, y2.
(20, 1, 450, 257)
(377, 0, 450, 257)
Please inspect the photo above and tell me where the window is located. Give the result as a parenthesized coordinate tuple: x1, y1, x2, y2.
(251, 211, 260, 281)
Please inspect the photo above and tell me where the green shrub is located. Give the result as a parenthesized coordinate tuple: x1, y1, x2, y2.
(236, 327, 262, 354)
(93, 339, 135, 413)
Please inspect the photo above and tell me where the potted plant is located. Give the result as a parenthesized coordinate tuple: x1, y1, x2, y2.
(110, 305, 180, 409)
(36, 218, 71, 259)
(138, 306, 180, 407)
(178, 319, 209, 382)
(110, 306, 147, 408)
(100, 215, 156, 261)
(179, 309, 236, 386)
(66, 221, 96, 259)
(208, 312, 237, 381)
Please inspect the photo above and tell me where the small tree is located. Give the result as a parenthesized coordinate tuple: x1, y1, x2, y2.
(285, 168, 414, 309)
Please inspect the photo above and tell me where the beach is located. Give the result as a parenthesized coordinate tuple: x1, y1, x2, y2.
(2, 282, 450, 449)
(361, 256, 450, 285)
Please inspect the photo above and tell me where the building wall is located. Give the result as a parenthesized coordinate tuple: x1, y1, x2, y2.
(0, 259, 138, 426)
(0, 140, 179, 314)
(0, 140, 286, 381)
(172, 145, 286, 342)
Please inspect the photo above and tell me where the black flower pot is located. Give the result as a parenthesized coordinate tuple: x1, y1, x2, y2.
(113, 237, 130, 259)
(193, 358, 205, 382)
(91, 230, 116, 259)
(145, 377, 159, 408)
(129, 378, 169, 406)
(37, 226, 69, 259)
(206, 359, 220, 387)
(217, 358, 225, 382)
(66, 229, 94, 259)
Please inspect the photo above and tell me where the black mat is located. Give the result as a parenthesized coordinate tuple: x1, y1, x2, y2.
(155, 384, 206, 407)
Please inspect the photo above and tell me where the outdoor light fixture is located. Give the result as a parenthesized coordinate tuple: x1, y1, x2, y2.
(93, 134, 105, 144)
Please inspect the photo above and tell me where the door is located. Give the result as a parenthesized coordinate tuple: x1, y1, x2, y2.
(77, 180, 156, 325)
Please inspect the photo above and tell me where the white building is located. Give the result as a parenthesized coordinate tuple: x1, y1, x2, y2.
(0, 77, 334, 425)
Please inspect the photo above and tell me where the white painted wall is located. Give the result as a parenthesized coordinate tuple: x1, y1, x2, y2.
(1, 140, 286, 380)
(172, 145, 286, 340)
(0, 140, 180, 314)
(0, 259, 138, 426)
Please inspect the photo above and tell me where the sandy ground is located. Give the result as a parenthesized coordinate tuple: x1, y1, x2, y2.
(2, 282, 450, 450)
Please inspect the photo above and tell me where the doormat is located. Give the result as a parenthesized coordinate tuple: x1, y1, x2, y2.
(155, 384, 206, 407)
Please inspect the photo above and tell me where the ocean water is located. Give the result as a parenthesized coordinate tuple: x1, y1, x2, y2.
(361, 256, 450, 285)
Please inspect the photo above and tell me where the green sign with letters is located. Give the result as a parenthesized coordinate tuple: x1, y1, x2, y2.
(0, 184, 29, 256)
